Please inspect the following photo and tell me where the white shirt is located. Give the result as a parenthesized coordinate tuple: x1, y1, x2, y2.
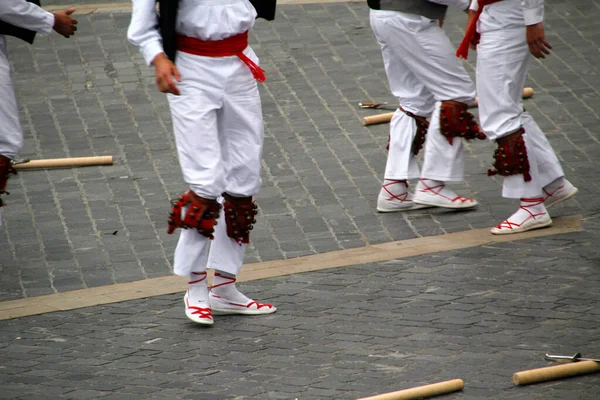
(469, 0, 544, 26)
(0, 0, 54, 35)
(128, 0, 257, 66)
(430, 0, 471, 11)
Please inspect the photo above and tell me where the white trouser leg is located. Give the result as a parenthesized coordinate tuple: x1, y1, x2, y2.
(370, 10, 476, 183)
(207, 47, 264, 275)
(217, 47, 264, 198)
(384, 111, 422, 180)
(477, 27, 563, 199)
(521, 112, 564, 189)
(167, 51, 228, 199)
(421, 102, 465, 181)
(0, 38, 24, 159)
(169, 51, 232, 276)
(173, 228, 211, 276)
(206, 202, 246, 276)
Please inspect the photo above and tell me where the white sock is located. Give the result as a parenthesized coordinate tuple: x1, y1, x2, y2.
(379, 179, 410, 202)
(187, 272, 209, 305)
(501, 197, 547, 226)
(211, 271, 252, 304)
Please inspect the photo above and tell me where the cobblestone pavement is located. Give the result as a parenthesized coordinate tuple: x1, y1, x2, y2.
(1, 227, 600, 399)
(1, 1, 600, 399)
(0, 1, 598, 299)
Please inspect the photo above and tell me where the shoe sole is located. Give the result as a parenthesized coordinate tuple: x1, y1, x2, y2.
(490, 219, 553, 235)
(377, 204, 432, 213)
(211, 306, 278, 316)
(545, 187, 578, 209)
(413, 199, 478, 210)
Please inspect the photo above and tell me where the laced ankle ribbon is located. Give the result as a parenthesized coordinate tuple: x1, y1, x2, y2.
(211, 273, 273, 310)
(543, 183, 564, 201)
(418, 179, 473, 204)
(495, 197, 546, 231)
(382, 180, 410, 204)
(186, 272, 212, 319)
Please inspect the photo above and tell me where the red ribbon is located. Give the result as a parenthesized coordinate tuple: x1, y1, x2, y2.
(177, 31, 266, 82)
(456, 0, 503, 60)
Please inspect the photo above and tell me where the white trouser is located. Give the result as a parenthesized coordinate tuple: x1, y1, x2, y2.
(476, 10, 563, 199)
(168, 48, 264, 277)
(370, 10, 476, 182)
(0, 37, 24, 159)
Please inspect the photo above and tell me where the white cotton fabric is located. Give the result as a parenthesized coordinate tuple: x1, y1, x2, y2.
(0, 1, 54, 158)
(174, 198, 247, 276)
(0, 38, 23, 159)
(168, 48, 264, 277)
(475, 2, 563, 199)
(370, 9, 476, 182)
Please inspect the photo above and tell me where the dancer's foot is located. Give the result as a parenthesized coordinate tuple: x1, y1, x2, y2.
(376, 180, 429, 212)
(543, 178, 578, 209)
(491, 197, 552, 235)
(210, 272, 276, 315)
(413, 179, 478, 209)
(184, 272, 213, 325)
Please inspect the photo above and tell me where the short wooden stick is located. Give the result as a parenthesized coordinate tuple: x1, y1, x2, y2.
(14, 156, 113, 170)
(357, 379, 464, 400)
(362, 112, 395, 126)
(361, 87, 535, 126)
(513, 361, 600, 386)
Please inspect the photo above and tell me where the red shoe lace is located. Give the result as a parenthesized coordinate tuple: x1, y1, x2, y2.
(543, 184, 564, 201)
(185, 295, 212, 319)
(382, 180, 410, 203)
(188, 271, 207, 285)
(186, 273, 212, 319)
(418, 179, 473, 204)
(496, 197, 546, 230)
(211, 273, 273, 310)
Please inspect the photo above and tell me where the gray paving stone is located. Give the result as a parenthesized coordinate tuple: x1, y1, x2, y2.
(1, 1, 600, 398)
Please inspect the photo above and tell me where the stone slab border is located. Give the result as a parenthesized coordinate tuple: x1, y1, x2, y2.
(0, 214, 582, 320)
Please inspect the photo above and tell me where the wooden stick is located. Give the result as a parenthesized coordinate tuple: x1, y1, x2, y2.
(357, 379, 464, 400)
(362, 87, 535, 126)
(513, 361, 600, 386)
(14, 156, 113, 170)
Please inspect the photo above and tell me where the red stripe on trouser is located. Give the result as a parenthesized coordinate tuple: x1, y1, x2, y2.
(176, 32, 266, 82)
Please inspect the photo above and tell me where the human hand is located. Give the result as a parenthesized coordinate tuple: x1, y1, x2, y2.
(526, 22, 552, 59)
(53, 8, 77, 38)
(153, 53, 182, 95)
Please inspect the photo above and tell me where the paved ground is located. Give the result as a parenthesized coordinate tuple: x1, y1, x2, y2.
(1, 229, 600, 400)
(1, 0, 598, 300)
(1, 0, 600, 399)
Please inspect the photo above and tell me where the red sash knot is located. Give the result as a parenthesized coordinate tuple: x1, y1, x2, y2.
(177, 31, 266, 82)
(456, 0, 503, 60)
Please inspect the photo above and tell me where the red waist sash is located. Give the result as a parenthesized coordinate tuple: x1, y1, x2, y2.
(176, 31, 266, 82)
(456, 0, 503, 60)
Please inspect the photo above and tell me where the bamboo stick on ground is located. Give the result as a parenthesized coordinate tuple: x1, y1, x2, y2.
(14, 156, 113, 170)
(513, 361, 600, 386)
(357, 379, 464, 400)
(362, 87, 534, 126)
